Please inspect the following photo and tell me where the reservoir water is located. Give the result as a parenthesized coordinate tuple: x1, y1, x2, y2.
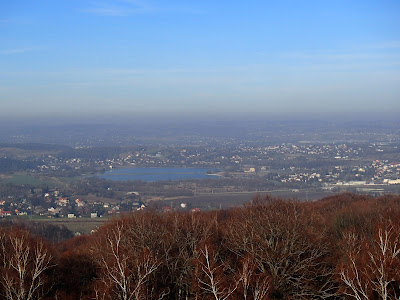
(97, 167, 220, 182)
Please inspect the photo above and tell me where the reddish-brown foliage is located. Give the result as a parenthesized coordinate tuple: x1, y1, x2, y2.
(2, 193, 400, 299)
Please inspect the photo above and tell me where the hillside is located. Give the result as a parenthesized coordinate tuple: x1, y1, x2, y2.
(1, 193, 400, 299)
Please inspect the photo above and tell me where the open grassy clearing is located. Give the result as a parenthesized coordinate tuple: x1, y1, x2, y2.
(0, 174, 50, 185)
(31, 217, 112, 234)
(0, 147, 53, 159)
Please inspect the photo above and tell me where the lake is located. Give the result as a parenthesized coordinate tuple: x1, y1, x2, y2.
(97, 167, 220, 182)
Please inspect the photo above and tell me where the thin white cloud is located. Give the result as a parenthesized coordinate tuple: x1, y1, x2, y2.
(82, 0, 202, 16)
(369, 41, 400, 50)
(265, 41, 400, 64)
(82, 0, 156, 16)
(0, 47, 44, 55)
(281, 52, 400, 61)
(120, 0, 153, 10)
(0, 17, 36, 25)
(276, 46, 400, 71)
(83, 7, 129, 16)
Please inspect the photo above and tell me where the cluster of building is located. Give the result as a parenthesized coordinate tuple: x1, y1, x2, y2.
(276, 159, 400, 185)
(29, 142, 398, 178)
(0, 189, 145, 218)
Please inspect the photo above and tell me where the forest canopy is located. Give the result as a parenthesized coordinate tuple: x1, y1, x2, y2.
(1, 193, 400, 299)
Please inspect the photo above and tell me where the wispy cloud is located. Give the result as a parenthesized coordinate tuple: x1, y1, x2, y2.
(0, 47, 44, 55)
(0, 17, 36, 25)
(253, 47, 400, 74)
(369, 41, 400, 50)
(82, 0, 156, 16)
(260, 41, 400, 64)
(280, 51, 400, 61)
(82, 0, 202, 16)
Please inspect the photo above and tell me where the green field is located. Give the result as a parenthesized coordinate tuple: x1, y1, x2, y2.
(0, 174, 47, 185)
(0, 173, 68, 187)
(32, 217, 113, 234)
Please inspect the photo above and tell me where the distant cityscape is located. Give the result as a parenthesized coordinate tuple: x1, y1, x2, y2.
(0, 119, 399, 220)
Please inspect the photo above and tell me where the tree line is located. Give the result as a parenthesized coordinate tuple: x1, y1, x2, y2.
(1, 193, 400, 299)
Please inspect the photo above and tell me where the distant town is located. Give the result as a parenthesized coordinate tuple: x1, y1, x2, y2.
(1, 119, 400, 219)
(23, 142, 400, 186)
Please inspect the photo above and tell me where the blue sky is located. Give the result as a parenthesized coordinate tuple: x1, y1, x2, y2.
(1, 0, 399, 119)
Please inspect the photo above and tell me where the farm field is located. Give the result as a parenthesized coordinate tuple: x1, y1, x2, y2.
(30, 216, 111, 234)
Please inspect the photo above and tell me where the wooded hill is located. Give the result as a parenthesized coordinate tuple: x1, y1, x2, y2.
(1, 193, 400, 299)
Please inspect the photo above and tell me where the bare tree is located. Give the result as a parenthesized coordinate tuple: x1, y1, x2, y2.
(225, 200, 335, 299)
(236, 256, 270, 300)
(0, 231, 53, 300)
(339, 230, 370, 300)
(339, 224, 400, 300)
(92, 222, 162, 300)
(159, 212, 217, 299)
(196, 244, 238, 300)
